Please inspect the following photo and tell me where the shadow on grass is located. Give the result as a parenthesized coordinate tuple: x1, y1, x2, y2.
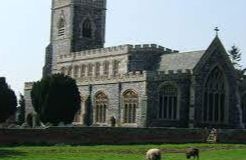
(0, 149, 26, 158)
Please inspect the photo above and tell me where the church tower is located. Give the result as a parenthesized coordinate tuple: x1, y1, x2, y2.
(43, 0, 107, 76)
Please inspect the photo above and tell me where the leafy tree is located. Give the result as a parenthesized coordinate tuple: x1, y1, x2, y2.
(31, 74, 81, 125)
(17, 94, 25, 125)
(229, 45, 242, 69)
(228, 45, 246, 80)
(0, 78, 17, 123)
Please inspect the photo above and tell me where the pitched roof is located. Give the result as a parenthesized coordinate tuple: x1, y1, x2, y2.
(158, 50, 205, 71)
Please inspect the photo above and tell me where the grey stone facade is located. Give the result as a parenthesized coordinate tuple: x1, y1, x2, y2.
(24, 0, 245, 128)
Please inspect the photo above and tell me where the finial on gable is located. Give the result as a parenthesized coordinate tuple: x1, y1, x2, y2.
(214, 27, 220, 37)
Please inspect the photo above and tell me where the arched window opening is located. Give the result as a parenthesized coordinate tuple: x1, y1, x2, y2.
(123, 90, 138, 123)
(73, 96, 85, 124)
(203, 67, 226, 123)
(95, 92, 108, 123)
(73, 65, 79, 78)
(82, 19, 92, 38)
(103, 61, 110, 76)
(60, 67, 66, 75)
(87, 64, 93, 77)
(74, 108, 81, 122)
(67, 66, 72, 77)
(242, 94, 246, 123)
(158, 84, 178, 120)
(95, 62, 101, 78)
(58, 17, 65, 36)
(80, 65, 86, 78)
(113, 60, 120, 76)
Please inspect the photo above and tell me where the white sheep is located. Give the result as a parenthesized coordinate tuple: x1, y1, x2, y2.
(146, 148, 162, 160)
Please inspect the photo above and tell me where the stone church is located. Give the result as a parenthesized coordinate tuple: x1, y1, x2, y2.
(24, 0, 246, 129)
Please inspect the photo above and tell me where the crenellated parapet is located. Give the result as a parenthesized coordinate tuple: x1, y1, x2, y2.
(24, 82, 34, 90)
(76, 71, 147, 85)
(75, 69, 192, 85)
(74, 0, 107, 9)
(58, 44, 178, 63)
(144, 69, 192, 81)
(130, 44, 178, 53)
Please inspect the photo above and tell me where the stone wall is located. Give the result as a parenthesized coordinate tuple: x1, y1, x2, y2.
(0, 128, 208, 146)
(218, 129, 246, 143)
(0, 128, 245, 146)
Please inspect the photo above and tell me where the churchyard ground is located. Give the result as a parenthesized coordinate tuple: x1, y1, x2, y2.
(0, 143, 245, 160)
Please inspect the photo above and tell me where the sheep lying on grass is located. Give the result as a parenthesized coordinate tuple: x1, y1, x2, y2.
(186, 148, 199, 159)
(146, 148, 161, 160)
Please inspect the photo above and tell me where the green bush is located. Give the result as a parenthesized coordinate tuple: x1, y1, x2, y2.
(0, 78, 17, 123)
(31, 74, 81, 125)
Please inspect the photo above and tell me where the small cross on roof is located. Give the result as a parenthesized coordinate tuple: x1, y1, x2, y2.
(214, 27, 220, 36)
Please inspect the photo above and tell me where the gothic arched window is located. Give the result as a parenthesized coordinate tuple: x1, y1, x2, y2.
(67, 66, 72, 77)
(203, 67, 226, 123)
(113, 60, 120, 76)
(82, 19, 92, 38)
(95, 92, 108, 123)
(95, 62, 101, 78)
(242, 93, 246, 123)
(73, 98, 83, 124)
(158, 84, 178, 120)
(123, 90, 138, 123)
(61, 67, 66, 75)
(80, 64, 86, 78)
(73, 65, 79, 78)
(87, 64, 93, 77)
(103, 61, 110, 76)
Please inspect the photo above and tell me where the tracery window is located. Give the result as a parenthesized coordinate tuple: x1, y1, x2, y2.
(242, 94, 246, 123)
(113, 60, 120, 76)
(87, 64, 93, 77)
(103, 61, 110, 76)
(95, 92, 108, 123)
(123, 90, 138, 123)
(203, 67, 226, 123)
(67, 66, 72, 77)
(73, 65, 79, 78)
(82, 19, 92, 38)
(158, 84, 178, 120)
(60, 67, 66, 75)
(80, 65, 86, 78)
(95, 62, 101, 78)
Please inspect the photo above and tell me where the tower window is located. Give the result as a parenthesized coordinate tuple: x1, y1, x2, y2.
(58, 17, 65, 36)
(82, 19, 92, 38)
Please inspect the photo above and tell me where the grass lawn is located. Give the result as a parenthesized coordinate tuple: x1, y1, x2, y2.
(0, 144, 245, 160)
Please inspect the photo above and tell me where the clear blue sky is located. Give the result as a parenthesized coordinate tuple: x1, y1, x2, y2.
(0, 0, 246, 96)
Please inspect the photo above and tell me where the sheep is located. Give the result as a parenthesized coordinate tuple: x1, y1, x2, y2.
(186, 148, 199, 159)
(146, 148, 162, 160)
